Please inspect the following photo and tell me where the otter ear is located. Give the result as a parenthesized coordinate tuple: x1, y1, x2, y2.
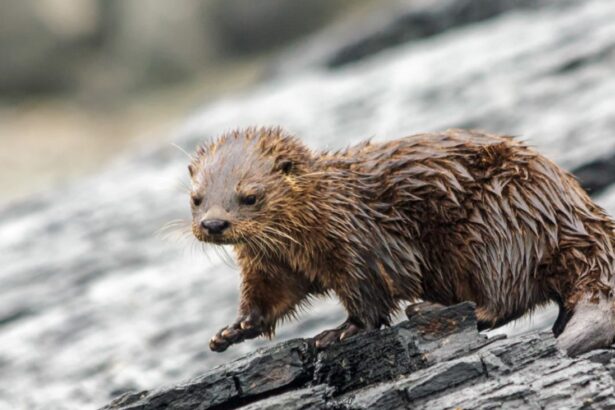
(188, 164, 195, 178)
(275, 159, 293, 175)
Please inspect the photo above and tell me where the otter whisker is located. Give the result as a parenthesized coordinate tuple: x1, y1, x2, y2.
(157, 219, 191, 233)
(245, 239, 268, 266)
(212, 245, 237, 268)
(255, 237, 277, 259)
(244, 240, 263, 264)
(256, 234, 283, 259)
(263, 225, 300, 246)
(173, 178, 193, 194)
(171, 142, 194, 161)
(156, 219, 193, 242)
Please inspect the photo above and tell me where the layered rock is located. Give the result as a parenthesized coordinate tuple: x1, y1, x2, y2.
(103, 304, 615, 409)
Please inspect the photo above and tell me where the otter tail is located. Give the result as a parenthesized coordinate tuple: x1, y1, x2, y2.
(556, 294, 615, 356)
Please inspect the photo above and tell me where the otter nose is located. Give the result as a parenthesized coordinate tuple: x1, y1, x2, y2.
(201, 219, 230, 235)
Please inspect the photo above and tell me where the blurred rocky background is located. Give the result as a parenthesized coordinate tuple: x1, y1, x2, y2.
(0, 0, 370, 202)
(1, 0, 615, 408)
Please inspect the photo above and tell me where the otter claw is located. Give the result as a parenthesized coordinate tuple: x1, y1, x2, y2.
(240, 319, 256, 330)
(209, 333, 231, 352)
(340, 324, 361, 340)
(221, 328, 234, 338)
(209, 314, 264, 352)
(314, 322, 363, 349)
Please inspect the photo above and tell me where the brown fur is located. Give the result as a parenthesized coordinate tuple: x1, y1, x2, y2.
(188, 127, 615, 355)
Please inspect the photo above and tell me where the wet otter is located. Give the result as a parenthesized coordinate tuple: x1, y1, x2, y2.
(188, 127, 615, 356)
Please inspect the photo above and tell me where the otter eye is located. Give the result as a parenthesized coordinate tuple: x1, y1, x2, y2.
(240, 195, 257, 206)
(191, 195, 202, 206)
(278, 159, 293, 174)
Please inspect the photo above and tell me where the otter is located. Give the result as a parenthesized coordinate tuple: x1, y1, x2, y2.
(187, 127, 615, 356)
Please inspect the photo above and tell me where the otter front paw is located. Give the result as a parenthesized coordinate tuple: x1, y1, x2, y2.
(314, 321, 363, 349)
(209, 314, 264, 352)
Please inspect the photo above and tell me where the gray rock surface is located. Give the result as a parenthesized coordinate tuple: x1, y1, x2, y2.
(207, 0, 346, 55)
(102, 338, 314, 410)
(1, 0, 615, 408)
(0, 0, 99, 95)
(102, 304, 615, 409)
(271, 0, 555, 74)
(574, 152, 615, 196)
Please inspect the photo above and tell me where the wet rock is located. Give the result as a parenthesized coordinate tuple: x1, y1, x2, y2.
(326, 0, 551, 68)
(207, 0, 344, 54)
(0, 0, 100, 95)
(313, 326, 424, 394)
(573, 153, 615, 196)
(340, 355, 487, 409)
(271, 0, 558, 75)
(102, 0, 214, 89)
(103, 339, 315, 410)
(240, 385, 330, 410)
(312, 303, 496, 394)
(102, 303, 615, 409)
(417, 353, 615, 409)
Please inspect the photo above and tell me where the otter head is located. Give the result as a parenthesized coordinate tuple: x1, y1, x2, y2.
(188, 127, 313, 248)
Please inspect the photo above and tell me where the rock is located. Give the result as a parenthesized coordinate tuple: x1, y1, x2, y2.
(239, 385, 330, 410)
(101, 0, 214, 89)
(341, 355, 487, 409)
(313, 325, 424, 395)
(417, 342, 615, 409)
(312, 303, 497, 395)
(270, 0, 557, 75)
(2, 0, 615, 408)
(207, 0, 345, 54)
(102, 339, 314, 409)
(101, 303, 615, 409)
(0, 0, 100, 95)
(573, 153, 615, 196)
(0, 1, 373, 97)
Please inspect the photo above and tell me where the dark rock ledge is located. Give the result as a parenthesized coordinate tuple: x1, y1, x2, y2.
(101, 303, 615, 410)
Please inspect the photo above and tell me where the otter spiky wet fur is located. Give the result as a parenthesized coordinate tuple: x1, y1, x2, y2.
(188, 127, 615, 356)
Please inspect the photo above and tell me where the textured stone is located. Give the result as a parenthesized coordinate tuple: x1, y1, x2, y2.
(417, 356, 615, 410)
(239, 385, 330, 410)
(207, 0, 343, 54)
(271, 0, 557, 74)
(573, 153, 615, 196)
(102, 339, 314, 410)
(101, 304, 615, 409)
(312, 303, 489, 394)
(341, 355, 487, 409)
(313, 324, 423, 394)
(401, 302, 500, 364)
